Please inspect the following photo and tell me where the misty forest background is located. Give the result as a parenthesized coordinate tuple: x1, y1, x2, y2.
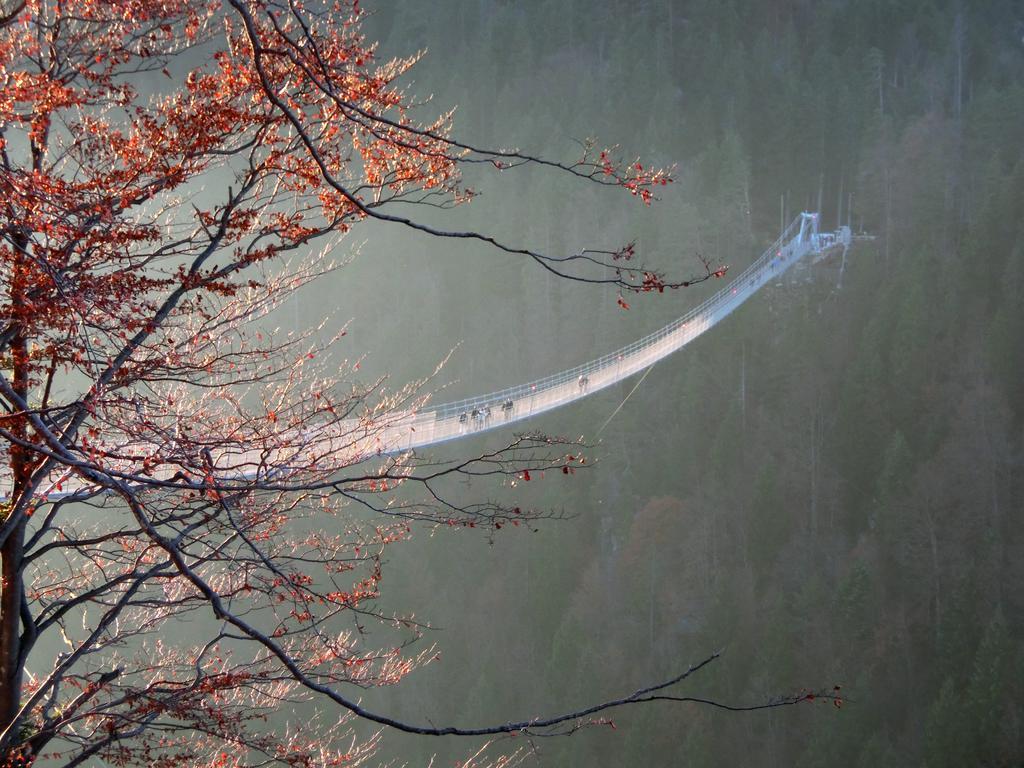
(268, 1, 1024, 765)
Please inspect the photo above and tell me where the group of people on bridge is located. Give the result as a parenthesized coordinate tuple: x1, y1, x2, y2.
(452, 374, 592, 432)
(456, 398, 517, 430)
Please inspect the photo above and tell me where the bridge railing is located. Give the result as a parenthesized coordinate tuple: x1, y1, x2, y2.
(430, 215, 808, 422)
(0, 213, 850, 498)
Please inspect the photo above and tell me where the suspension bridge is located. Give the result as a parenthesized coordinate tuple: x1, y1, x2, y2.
(5, 213, 852, 499)
(361, 212, 851, 453)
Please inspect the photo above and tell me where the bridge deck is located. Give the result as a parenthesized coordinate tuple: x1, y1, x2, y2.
(370, 214, 846, 454)
(3, 215, 851, 498)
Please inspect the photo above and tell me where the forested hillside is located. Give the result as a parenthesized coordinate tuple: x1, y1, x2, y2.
(344, 2, 1024, 765)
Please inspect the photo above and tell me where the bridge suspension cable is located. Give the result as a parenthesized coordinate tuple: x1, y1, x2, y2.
(391, 212, 851, 451)
(4, 213, 851, 500)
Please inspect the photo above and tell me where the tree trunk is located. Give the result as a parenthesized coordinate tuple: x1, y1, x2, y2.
(1, 263, 31, 741)
(0, 522, 26, 735)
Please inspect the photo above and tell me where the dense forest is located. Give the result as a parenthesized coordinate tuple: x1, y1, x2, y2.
(303, 1, 1024, 765)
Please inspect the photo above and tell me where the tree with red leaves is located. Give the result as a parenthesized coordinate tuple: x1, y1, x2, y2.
(0, 1, 823, 764)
